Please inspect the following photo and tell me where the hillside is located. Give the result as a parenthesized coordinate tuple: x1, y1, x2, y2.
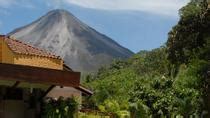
(9, 9, 134, 72)
(83, 1, 210, 117)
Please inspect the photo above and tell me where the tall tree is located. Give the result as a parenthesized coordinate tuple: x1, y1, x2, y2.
(167, 0, 208, 65)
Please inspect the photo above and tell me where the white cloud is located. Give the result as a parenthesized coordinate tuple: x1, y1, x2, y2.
(0, 0, 34, 9)
(46, 0, 63, 8)
(0, 0, 17, 8)
(64, 0, 190, 16)
(0, 0, 190, 16)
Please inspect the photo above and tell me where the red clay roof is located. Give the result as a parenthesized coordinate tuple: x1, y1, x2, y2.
(0, 35, 61, 59)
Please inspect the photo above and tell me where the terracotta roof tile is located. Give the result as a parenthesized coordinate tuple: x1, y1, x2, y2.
(0, 35, 61, 59)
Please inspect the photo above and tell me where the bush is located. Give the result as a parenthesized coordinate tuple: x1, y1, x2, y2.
(42, 97, 78, 118)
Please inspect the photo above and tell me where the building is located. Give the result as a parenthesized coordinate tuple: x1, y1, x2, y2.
(208, 0, 210, 9)
(0, 35, 92, 118)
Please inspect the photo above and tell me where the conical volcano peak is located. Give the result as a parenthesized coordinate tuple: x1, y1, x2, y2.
(9, 9, 134, 72)
(49, 9, 70, 14)
(46, 9, 74, 19)
(41, 9, 89, 31)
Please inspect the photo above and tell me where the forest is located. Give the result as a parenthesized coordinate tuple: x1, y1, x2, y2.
(83, 0, 210, 117)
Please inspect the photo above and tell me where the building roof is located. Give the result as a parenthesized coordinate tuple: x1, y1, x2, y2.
(63, 64, 73, 71)
(75, 85, 93, 96)
(0, 35, 93, 96)
(0, 62, 80, 87)
(0, 62, 93, 96)
(0, 35, 61, 59)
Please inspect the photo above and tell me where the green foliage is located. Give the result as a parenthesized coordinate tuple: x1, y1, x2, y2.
(167, 0, 209, 65)
(42, 97, 78, 118)
(82, 0, 210, 117)
(84, 48, 208, 117)
(99, 99, 120, 113)
(129, 75, 174, 117)
(179, 1, 202, 19)
(78, 112, 110, 118)
(129, 47, 169, 76)
(129, 101, 150, 118)
(116, 111, 130, 118)
(173, 60, 208, 89)
(88, 68, 138, 107)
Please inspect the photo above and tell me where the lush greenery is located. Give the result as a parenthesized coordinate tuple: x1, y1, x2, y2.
(79, 112, 111, 118)
(42, 97, 78, 118)
(167, 0, 209, 65)
(83, 0, 210, 117)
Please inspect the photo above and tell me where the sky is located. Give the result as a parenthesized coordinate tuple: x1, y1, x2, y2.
(0, 0, 190, 53)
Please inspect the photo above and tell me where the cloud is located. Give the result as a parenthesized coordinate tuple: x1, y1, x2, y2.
(0, 0, 190, 17)
(0, 0, 34, 9)
(46, 0, 64, 9)
(63, 0, 190, 16)
(0, 0, 17, 8)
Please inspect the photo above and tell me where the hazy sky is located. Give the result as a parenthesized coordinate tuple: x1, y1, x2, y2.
(0, 0, 189, 52)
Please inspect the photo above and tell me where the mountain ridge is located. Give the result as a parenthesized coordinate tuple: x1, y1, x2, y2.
(9, 9, 134, 72)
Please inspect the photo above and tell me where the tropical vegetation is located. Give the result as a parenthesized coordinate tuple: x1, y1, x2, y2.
(82, 0, 210, 117)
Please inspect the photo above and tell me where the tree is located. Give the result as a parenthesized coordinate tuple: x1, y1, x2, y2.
(167, 1, 207, 65)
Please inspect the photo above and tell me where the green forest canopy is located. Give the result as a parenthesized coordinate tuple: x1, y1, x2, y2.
(83, 0, 210, 117)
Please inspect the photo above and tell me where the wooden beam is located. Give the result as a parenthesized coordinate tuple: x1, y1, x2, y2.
(63, 64, 73, 72)
(75, 86, 93, 96)
(11, 81, 20, 89)
(0, 63, 80, 87)
(39, 85, 55, 100)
